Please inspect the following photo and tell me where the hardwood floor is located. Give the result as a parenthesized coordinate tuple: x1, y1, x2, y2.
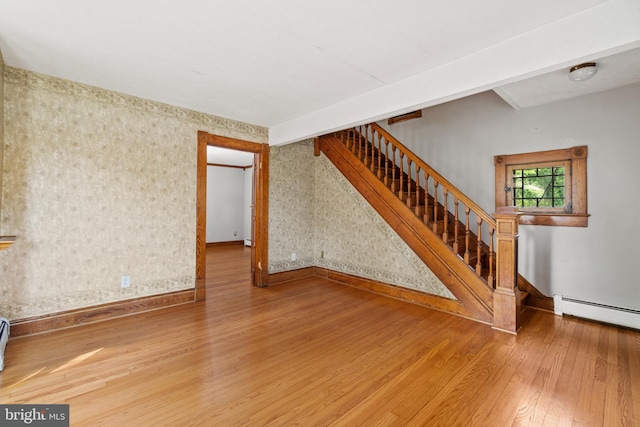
(1, 245, 639, 426)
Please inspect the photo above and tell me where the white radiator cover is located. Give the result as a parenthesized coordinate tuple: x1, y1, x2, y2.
(0, 317, 9, 371)
(554, 295, 640, 330)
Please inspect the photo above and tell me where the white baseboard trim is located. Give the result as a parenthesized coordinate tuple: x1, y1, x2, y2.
(553, 294, 640, 330)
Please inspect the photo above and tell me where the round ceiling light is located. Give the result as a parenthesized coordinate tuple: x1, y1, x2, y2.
(569, 62, 598, 82)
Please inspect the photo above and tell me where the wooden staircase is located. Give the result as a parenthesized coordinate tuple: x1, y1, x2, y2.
(317, 124, 551, 332)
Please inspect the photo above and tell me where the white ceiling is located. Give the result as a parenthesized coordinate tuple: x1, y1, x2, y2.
(207, 146, 253, 167)
(1, 1, 639, 145)
(494, 46, 640, 109)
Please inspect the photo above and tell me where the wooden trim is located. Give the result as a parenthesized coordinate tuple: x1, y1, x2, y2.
(518, 213, 589, 227)
(0, 236, 16, 250)
(196, 131, 269, 289)
(494, 146, 588, 227)
(9, 290, 195, 337)
(495, 146, 585, 165)
(517, 274, 554, 312)
(269, 267, 318, 285)
(323, 269, 484, 323)
(207, 162, 253, 170)
(196, 132, 208, 301)
(268, 266, 488, 325)
(387, 110, 422, 125)
(314, 137, 320, 156)
(494, 155, 508, 210)
(201, 134, 265, 153)
(256, 144, 270, 287)
(206, 240, 244, 247)
(320, 134, 494, 324)
(493, 213, 521, 334)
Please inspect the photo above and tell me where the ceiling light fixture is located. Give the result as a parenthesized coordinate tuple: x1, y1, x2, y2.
(568, 62, 597, 82)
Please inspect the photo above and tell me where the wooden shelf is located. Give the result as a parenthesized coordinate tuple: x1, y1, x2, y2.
(0, 236, 16, 250)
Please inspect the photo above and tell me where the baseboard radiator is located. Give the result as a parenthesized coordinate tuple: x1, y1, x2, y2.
(0, 317, 9, 371)
(554, 295, 640, 330)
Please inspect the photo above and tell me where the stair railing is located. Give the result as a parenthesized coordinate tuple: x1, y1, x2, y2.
(340, 123, 505, 289)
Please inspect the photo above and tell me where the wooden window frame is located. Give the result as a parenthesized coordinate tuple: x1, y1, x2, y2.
(494, 146, 588, 227)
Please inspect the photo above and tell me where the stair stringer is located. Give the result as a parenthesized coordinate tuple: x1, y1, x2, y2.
(320, 134, 493, 324)
(518, 274, 554, 312)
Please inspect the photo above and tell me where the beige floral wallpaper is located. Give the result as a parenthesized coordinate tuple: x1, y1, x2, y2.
(0, 50, 5, 221)
(1, 65, 451, 322)
(268, 141, 455, 299)
(0, 67, 267, 320)
(268, 140, 316, 269)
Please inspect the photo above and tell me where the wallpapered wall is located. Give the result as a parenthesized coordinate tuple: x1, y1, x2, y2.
(268, 141, 315, 269)
(0, 67, 267, 320)
(268, 141, 454, 299)
(0, 50, 5, 221)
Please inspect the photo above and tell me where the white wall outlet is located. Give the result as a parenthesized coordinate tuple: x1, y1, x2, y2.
(291, 253, 297, 261)
(121, 276, 130, 288)
(321, 251, 324, 259)
(234, 231, 238, 236)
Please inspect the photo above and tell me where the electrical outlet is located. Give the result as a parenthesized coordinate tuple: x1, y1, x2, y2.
(121, 276, 130, 288)
(291, 253, 297, 261)
(321, 251, 324, 259)
(234, 231, 237, 236)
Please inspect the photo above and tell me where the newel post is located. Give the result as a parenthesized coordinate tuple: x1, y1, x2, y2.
(493, 212, 521, 333)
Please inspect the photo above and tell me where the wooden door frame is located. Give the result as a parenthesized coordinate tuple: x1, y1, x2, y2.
(196, 131, 270, 300)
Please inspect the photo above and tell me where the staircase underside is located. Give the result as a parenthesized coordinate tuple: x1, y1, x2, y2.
(319, 133, 494, 324)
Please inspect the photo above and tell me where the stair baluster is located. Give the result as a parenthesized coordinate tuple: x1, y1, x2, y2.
(443, 188, 449, 243)
(363, 124, 370, 166)
(390, 146, 397, 193)
(384, 139, 390, 186)
(349, 128, 356, 154)
(464, 207, 471, 265)
(406, 158, 413, 208)
(424, 172, 431, 227)
(476, 217, 483, 276)
(332, 127, 504, 290)
(415, 166, 423, 217)
(432, 181, 439, 234)
(453, 197, 460, 255)
(398, 152, 405, 201)
(376, 132, 383, 178)
(320, 124, 527, 332)
(369, 127, 377, 173)
(488, 227, 495, 288)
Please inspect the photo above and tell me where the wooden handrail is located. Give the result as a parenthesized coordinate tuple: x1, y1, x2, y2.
(339, 123, 507, 291)
(369, 123, 496, 228)
(326, 124, 523, 331)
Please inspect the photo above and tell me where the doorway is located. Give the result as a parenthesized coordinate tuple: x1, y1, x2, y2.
(196, 131, 270, 300)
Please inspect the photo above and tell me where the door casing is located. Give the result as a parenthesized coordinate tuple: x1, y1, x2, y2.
(196, 131, 269, 300)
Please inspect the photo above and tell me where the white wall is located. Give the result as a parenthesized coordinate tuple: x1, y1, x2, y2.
(379, 83, 640, 312)
(206, 166, 245, 243)
(243, 167, 253, 244)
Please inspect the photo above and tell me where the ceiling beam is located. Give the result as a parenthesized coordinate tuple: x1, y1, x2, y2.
(269, 0, 640, 145)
